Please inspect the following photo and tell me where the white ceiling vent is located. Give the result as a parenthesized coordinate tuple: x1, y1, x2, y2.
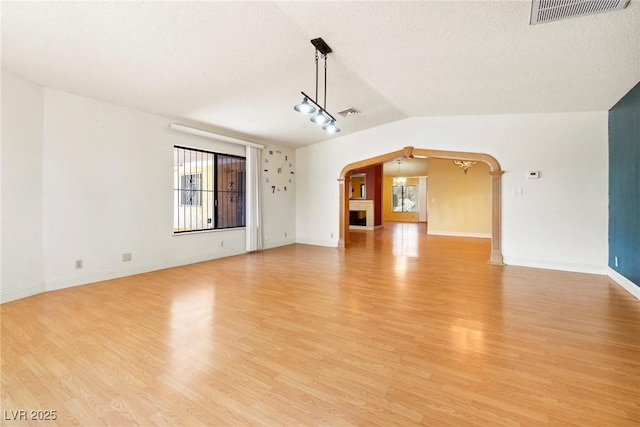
(337, 107, 361, 117)
(530, 0, 629, 24)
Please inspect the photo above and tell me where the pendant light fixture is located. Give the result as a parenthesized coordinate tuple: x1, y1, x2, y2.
(293, 38, 340, 133)
(393, 160, 406, 185)
(294, 97, 315, 114)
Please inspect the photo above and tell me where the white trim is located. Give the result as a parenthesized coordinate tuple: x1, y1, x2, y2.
(295, 238, 337, 248)
(263, 240, 295, 250)
(503, 256, 607, 275)
(427, 230, 492, 238)
(169, 123, 264, 149)
(45, 251, 246, 293)
(1, 283, 46, 304)
(607, 267, 640, 300)
(4, 250, 248, 303)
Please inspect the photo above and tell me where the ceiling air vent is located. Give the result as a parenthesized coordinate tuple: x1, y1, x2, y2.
(530, 0, 629, 24)
(337, 107, 361, 117)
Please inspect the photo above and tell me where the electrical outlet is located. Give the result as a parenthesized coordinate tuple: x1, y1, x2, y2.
(221, 241, 224, 247)
(284, 232, 287, 238)
(75, 259, 83, 269)
(614, 256, 619, 267)
(330, 233, 334, 239)
(122, 252, 132, 262)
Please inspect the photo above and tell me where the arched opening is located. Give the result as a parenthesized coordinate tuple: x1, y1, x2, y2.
(338, 146, 504, 264)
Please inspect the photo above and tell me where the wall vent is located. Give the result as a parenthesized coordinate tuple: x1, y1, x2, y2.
(337, 107, 361, 117)
(530, 0, 629, 24)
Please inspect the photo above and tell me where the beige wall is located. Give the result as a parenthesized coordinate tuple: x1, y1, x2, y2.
(427, 158, 491, 237)
(382, 176, 420, 222)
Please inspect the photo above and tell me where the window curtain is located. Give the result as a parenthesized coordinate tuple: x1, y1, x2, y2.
(245, 145, 263, 252)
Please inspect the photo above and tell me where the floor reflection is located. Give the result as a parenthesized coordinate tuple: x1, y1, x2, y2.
(169, 286, 216, 382)
(391, 222, 420, 257)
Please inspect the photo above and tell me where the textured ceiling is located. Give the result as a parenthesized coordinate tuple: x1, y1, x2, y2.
(2, 1, 639, 147)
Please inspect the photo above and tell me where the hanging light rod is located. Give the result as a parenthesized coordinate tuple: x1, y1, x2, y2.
(293, 38, 341, 134)
(298, 91, 338, 123)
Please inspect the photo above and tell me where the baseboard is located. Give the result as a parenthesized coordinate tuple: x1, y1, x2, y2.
(46, 262, 168, 292)
(503, 256, 608, 275)
(427, 230, 491, 238)
(607, 267, 640, 300)
(295, 238, 337, 248)
(263, 239, 295, 250)
(3, 251, 248, 303)
(1, 283, 46, 304)
(45, 250, 246, 293)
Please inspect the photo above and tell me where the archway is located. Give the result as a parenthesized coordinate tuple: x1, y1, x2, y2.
(338, 146, 504, 264)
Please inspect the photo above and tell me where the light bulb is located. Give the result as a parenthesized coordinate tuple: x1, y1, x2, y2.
(294, 98, 316, 114)
(310, 110, 330, 125)
(322, 120, 341, 133)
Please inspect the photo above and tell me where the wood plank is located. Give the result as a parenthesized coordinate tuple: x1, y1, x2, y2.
(1, 222, 638, 425)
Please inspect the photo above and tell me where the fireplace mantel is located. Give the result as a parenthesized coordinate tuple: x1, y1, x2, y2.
(349, 200, 374, 230)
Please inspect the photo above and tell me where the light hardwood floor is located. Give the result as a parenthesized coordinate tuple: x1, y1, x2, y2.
(1, 222, 638, 426)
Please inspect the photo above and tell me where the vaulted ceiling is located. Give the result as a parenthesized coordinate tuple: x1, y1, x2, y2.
(2, 1, 639, 147)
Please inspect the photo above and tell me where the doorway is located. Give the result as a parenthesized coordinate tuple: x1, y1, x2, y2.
(338, 146, 504, 264)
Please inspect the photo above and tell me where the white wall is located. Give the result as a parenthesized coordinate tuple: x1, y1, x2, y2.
(2, 73, 297, 302)
(295, 142, 343, 246)
(1, 71, 609, 303)
(42, 88, 251, 292)
(296, 113, 609, 274)
(261, 144, 296, 249)
(1, 71, 45, 302)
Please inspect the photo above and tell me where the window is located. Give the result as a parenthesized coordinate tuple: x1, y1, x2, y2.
(216, 155, 246, 229)
(173, 146, 246, 233)
(392, 184, 418, 212)
(181, 174, 202, 206)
